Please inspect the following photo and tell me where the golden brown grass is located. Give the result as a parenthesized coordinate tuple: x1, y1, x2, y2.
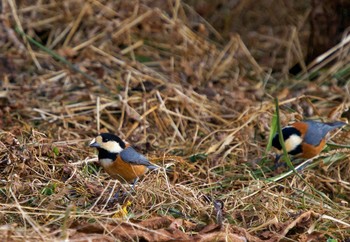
(1, 0, 350, 241)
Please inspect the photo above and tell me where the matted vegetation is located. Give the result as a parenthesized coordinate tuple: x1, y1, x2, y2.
(1, 0, 350, 241)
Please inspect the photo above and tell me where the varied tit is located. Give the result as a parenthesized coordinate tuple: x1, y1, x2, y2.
(89, 133, 158, 185)
(272, 120, 346, 162)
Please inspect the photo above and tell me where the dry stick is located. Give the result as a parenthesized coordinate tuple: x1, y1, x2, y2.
(60, 204, 75, 240)
(63, 3, 89, 47)
(49, 23, 73, 49)
(97, 96, 101, 132)
(125, 105, 158, 139)
(9, 187, 47, 240)
(320, 214, 350, 228)
(90, 45, 168, 84)
(27, 15, 63, 28)
(2, 6, 25, 51)
(90, 0, 119, 16)
(285, 26, 297, 74)
(237, 35, 265, 76)
(173, 88, 228, 125)
(100, 180, 120, 212)
(15, 28, 110, 93)
(156, 91, 185, 142)
(172, 0, 181, 20)
(72, 31, 105, 52)
(182, 3, 223, 40)
(7, 0, 41, 70)
(119, 72, 131, 131)
(300, 35, 350, 80)
(88, 180, 114, 212)
(206, 37, 237, 81)
(0, 201, 133, 219)
(112, 9, 154, 40)
(120, 40, 144, 55)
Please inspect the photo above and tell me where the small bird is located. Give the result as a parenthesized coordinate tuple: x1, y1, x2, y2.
(272, 120, 346, 162)
(89, 133, 158, 186)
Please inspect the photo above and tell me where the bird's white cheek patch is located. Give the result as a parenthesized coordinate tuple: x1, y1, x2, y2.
(103, 141, 123, 153)
(284, 134, 302, 152)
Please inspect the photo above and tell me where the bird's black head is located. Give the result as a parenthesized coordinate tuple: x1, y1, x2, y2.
(89, 133, 126, 153)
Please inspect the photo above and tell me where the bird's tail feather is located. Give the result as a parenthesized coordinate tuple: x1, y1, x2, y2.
(326, 121, 347, 129)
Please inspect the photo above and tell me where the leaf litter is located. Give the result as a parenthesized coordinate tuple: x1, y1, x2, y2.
(1, 0, 350, 241)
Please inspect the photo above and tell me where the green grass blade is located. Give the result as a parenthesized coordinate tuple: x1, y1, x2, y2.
(274, 98, 295, 171)
(265, 111, 277, 153)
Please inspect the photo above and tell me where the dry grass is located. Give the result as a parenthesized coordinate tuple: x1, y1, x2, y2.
(1, 0, 350, 241)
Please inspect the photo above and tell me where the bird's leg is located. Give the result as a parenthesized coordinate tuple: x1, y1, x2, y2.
(273, 154, 283, 169)
(131, 177, 139, 192)
(274, 154, 303, 171)
(109, 178, 139, 203)
(109, 186, 129, 204)
(113, 187, 122, 200)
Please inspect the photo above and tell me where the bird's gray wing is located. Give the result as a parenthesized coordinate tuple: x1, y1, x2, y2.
(304, 120, 345, 146)
(120, 147, 158, 170)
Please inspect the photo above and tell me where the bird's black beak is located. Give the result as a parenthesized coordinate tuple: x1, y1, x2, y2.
(89, 139, 100, 148)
